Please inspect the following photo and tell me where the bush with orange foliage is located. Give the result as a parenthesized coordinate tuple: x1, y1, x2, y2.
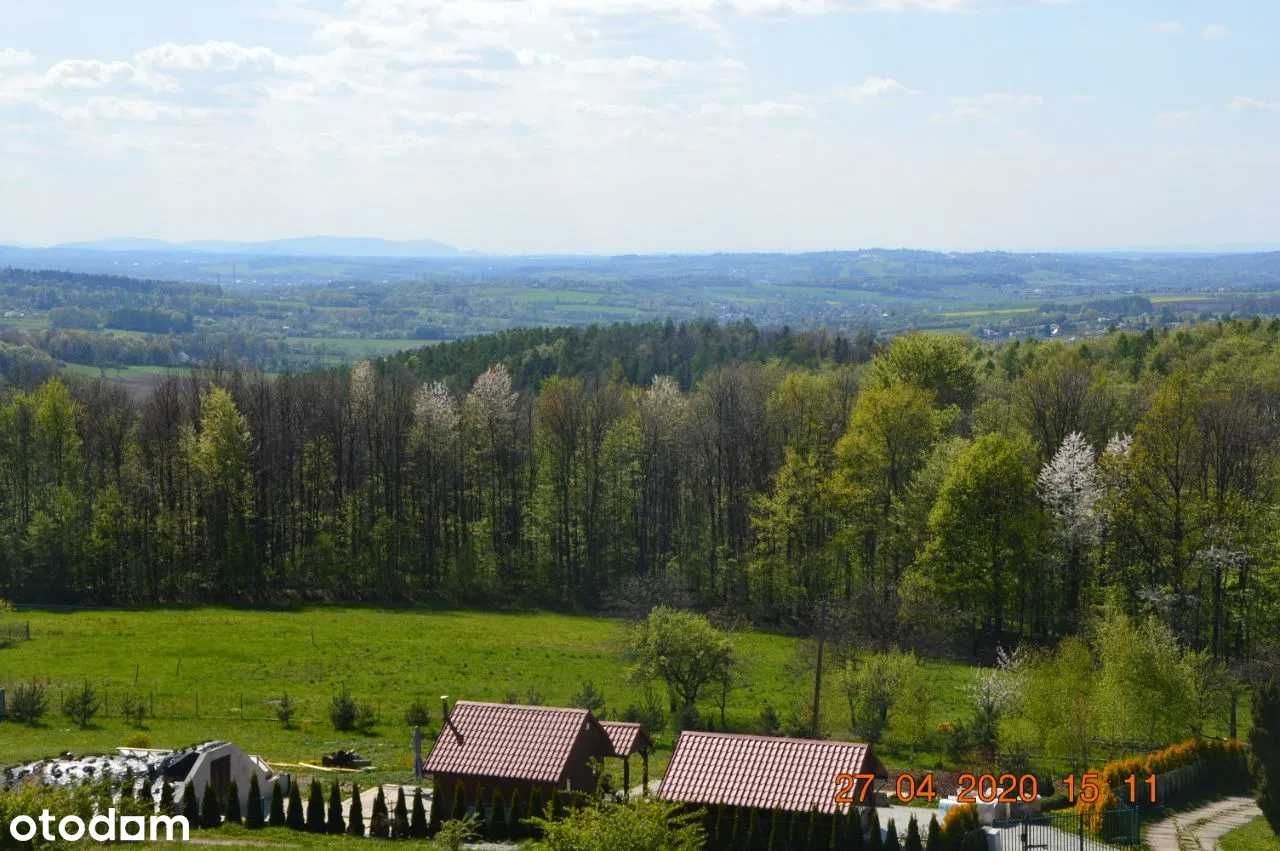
(1075, 738, 1249, 832)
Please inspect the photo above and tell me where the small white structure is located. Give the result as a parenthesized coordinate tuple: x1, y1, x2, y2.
(3, 741, 283, 816)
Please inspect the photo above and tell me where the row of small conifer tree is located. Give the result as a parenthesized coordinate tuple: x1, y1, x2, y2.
(150, 773, 430, 838)
(701, 800, 983, 851)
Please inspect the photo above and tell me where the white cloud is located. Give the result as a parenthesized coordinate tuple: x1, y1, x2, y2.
(741, 99, 813, 119)
(1230, 96, 1280, 113)
(847, 75, 917, 102)
(1150, 20, 1183, 34)
(933, 91, 1044, 121)
(1201, 24, 1229, 41)
(135, 41, 291, 74)
(0, 48, 35, 69)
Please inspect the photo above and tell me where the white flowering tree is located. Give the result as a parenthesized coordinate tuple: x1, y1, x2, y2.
(1037, 432, 1102, 629)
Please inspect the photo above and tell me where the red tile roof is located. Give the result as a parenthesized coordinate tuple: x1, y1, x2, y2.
(658, 731, 884, 815)
(421, 701, 603, 785)
(600, 721, 651, 757)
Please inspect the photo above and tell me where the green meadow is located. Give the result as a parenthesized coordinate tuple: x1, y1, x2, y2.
(0, 608, 978, 789)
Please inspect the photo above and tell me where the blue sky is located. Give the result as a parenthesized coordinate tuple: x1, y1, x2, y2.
(2, 0, 1277, 253)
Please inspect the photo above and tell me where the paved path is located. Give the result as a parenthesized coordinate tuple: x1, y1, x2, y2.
(1147, 796, 1261, 851)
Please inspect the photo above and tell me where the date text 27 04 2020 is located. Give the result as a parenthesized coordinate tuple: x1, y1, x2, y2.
(833, 772, 1159, 806)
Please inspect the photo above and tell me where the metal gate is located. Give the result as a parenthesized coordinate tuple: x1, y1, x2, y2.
(990, 806, 1141, 851)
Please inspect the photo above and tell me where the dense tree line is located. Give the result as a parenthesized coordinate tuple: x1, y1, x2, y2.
(1, 319, 1278, 668)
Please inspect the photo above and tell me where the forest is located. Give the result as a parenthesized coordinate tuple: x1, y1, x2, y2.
(1, 317, 1278, 675)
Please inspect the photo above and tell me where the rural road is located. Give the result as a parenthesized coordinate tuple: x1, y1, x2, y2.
(1146, 796, 1261, 851)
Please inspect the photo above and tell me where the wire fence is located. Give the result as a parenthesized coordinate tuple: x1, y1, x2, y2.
(992, 806, 1141, 851)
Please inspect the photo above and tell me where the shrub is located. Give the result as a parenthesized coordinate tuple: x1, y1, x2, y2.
(942, 804, 980, 851)
(329, 684, 357, 731)
(411, 788, 428, 838)
(327, 781, 345, 834)
(904, 816, 924, 851)
(526, 687, 545, 706)
(62, 681, 100, 729)
(924, 815, 941, 851)
(868, 807, 884, 851)
(123, 732, 152, 748)
(392, 786, 410, 838)
(9, 679, 48, 724)
(435, 817, 481, 851)
(370, 786, 390, 838)
(759, 703, 781, 735)
(276, 692, 297, 729)
(571, 680, 607, 716)
(269, 780, 286, 827)
(245, 775, 264, 829)
(286, 780, 305, 830)
(182, 782, 199, 826)
(674, 704, 700, 733)
(527, 799, 703, 851)
(159, 781, 175, 815)
(346, 783, 365, 836)
(622, 685, 667, 734)
(200, 781, 222, 828)
(354, 700, 377, 734)
(404, 697, 431, 728)
(1251, 680, 1280, 833)
(306, 779, 325, 832)
(886, 818, 902, 851)
(225, 779, 242, 824)
(120, 691, 146, 728)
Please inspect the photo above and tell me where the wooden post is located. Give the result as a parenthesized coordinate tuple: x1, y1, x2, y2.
(642, 752, 649, 797)
(623, 756, 630, 801)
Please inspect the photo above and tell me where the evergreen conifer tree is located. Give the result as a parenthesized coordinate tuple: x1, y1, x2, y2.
(182, 782, 199, 827)
(159, 781, 175, 815)
(327, 782, 345, 834)
(392, 786, 410, 838)
(1250, 680, 1280, 832)
(286, 780, 305, 830)
(849, 806, 865, 851)
(306, 779, 325, 832)
(925, 815, 942, 851)
(905, 815, 924, 851)
(868, 807, 884, 851)
(225, 780, 242, 824)
(411, 787, 428, 839)
(200, 782, 222, 829)
(269, 780, 286, 827)
(245, 775, 264, 829)
(370, 786, 390, 838)
(886, 817, 902, 851)
(346, 784, 365, 837)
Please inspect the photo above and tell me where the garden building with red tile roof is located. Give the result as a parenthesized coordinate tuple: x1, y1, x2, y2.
(422, 700, 652, 830)
(658, 729, 889, 849)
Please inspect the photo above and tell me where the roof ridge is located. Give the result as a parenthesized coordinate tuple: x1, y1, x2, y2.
(454, 700, 590, 714)
(676, 729, 870, 748)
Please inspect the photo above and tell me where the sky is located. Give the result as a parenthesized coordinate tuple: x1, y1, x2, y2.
(1, 0, 1278, 254)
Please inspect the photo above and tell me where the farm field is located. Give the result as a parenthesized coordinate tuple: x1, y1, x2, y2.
(0, 608, 978, 790)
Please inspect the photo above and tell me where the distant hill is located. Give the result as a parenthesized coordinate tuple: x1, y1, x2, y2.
(54, 235, 462, 258)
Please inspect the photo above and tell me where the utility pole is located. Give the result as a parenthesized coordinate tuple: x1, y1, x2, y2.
(811, 598, 830, 738)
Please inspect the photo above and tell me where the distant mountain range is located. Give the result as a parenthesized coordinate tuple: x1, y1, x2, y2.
(51, 235, 462, 259)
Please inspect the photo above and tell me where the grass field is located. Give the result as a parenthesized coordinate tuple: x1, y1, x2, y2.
(1221, 816, 1280, 851)
(0, 608, 979, 792)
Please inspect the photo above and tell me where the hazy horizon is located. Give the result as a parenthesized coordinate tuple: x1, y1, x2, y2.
(3, 1, 1278, 254)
